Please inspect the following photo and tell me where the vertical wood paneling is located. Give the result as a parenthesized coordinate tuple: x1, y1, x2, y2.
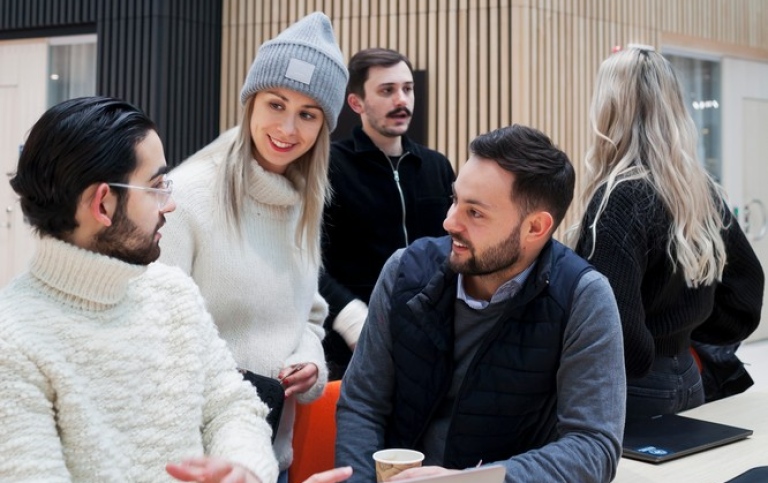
(219, 0, 768, 232)
(426, 0, 437, 149)
(488, 1, 498, 133)
(477, 0, 488, 139)
(500, 1, 511, 127)
(441, 0, 456, 163)
(456, 0, 467, 166)
(436, 1, 447, 158)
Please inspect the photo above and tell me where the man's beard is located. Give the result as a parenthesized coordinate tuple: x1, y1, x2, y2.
(448, 224, 521, 276)
(92, 201, 163, 266)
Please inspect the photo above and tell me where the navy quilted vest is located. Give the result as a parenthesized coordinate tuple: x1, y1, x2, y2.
(385, 236, 592, 468)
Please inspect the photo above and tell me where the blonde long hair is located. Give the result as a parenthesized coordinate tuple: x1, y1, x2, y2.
(571, 48, 726, 287)
(192, 97, 330, 262)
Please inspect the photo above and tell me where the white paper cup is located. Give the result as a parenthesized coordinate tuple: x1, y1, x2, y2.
(373, 448, 425, 482)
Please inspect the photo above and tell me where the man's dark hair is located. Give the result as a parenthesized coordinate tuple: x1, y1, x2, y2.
(9, 96, 156, 239)
(469, 124, 575, 229)
(347, 48, 414, 98)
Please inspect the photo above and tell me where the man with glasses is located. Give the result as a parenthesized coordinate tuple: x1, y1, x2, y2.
(0, 96, 281, 482)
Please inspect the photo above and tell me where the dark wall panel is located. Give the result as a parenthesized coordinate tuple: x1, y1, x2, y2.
(96, 0, 223, 165)
(0, 0, 222, 167)
(0, 0, 97, 38)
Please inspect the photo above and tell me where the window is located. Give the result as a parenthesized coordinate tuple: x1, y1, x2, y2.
(48, 34, 97, 107)
(664, 52, 722, 181)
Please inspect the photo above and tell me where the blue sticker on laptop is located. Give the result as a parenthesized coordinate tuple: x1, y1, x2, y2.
(636, 446, 670, 456)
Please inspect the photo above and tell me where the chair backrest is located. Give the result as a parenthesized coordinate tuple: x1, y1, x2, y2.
(289, 380, 342, 483)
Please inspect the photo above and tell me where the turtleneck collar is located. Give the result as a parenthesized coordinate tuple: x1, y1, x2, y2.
(29, 236, 147, 310)
(246, 158, 302, 208)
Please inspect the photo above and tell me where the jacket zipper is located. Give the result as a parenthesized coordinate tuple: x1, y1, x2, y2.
(388, 152, 411, 246)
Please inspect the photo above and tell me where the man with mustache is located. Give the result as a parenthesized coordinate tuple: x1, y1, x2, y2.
(336, 125, 626, 482)
(0, 96, 283, 482)
(320, 48, 455, 380)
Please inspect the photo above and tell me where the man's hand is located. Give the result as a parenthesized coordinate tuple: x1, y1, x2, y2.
(389, 466, 461, 481)
(166, 457, 261, 483)
(302, 466, 353, 483)
(278, 362, 319, 398)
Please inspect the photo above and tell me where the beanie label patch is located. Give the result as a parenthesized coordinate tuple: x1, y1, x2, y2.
(285, 58, 315, 85)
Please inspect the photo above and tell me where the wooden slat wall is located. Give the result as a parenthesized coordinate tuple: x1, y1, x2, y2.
(220, 0, 768, 233)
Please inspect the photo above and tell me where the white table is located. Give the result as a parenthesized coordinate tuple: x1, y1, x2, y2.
(614, 390, 768, 482)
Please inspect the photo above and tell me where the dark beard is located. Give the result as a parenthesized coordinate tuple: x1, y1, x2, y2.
(448, 224, 521, 276)
(92, 200, 162, 265)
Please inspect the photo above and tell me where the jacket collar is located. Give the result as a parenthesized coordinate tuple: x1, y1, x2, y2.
(351, 125, 420, 161)
(515, 239, 558, 303)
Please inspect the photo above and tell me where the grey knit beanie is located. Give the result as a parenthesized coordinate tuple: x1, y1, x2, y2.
(239, 12, 348, 132)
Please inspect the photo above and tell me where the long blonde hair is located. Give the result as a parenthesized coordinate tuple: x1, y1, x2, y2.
(195, 97, 330, 262)
(571, 48, 726, 287)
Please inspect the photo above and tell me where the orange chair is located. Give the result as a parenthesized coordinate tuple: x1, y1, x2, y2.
(289, 380, 342, 483)
(690, 346, 703, 373)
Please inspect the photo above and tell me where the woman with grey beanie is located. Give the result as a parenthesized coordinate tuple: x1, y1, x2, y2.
(159, 12, 348, 483)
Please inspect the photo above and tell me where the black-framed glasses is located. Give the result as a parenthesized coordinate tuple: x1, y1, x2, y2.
(107, 179, 173, 209)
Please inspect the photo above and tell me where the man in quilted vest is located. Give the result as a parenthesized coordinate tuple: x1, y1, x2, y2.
(336, 124, 626, 482)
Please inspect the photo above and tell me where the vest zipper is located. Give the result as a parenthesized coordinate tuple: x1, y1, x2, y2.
(442, 297, 523, 454)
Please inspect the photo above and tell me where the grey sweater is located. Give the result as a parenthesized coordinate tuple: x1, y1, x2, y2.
(336, 249, 627, 483)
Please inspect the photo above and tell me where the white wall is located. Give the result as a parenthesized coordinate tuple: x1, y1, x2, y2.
(721, 57, 768, 206)
(721, 57, 768, 342)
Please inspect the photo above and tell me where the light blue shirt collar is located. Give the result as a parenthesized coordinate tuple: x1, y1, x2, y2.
(456, 262, 537, 310)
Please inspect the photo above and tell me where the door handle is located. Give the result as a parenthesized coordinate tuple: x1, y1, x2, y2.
(743, 199, 767, 241)
(3, 205, 12, 228)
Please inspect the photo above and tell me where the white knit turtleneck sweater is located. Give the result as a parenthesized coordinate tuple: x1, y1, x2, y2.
(0, 237, 278, 483)
(159, 142, 328, 471)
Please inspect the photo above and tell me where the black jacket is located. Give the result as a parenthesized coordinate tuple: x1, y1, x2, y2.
(320, 127, 455, 378)
(386, 236, 592, 468)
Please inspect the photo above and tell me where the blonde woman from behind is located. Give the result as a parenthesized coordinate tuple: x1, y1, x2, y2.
(570, 46, 764, 417)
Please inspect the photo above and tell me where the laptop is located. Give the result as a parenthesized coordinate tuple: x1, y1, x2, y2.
(399, 465, 505, 483)
(622, 413, 753, 464)
(725, 467, 768, 482)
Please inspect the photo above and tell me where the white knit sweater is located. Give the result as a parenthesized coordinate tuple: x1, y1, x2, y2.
(0, 237, 279, 483)
(159, 146, 328, 471)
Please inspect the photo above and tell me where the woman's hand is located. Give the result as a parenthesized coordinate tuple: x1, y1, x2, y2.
(389, 466, 461, 481)
(302, 467, 353, 483)
(278, 362, 318, 398)
(166, 457, 261, 483)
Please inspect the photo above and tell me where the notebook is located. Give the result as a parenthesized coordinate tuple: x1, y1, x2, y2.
(399, 465, 505, 483)
(622, 413, 753, 464)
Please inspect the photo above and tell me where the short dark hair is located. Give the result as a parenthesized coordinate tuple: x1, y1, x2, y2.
(469, 124, 575, 229)
(347, 48, 414, 98)
(9, 96, 156, 239)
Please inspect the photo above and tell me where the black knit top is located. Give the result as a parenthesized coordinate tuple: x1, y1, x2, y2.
(575, 179, 764, 378)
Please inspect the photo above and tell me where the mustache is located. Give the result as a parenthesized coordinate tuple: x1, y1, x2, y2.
(386, 107, 412, 118)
